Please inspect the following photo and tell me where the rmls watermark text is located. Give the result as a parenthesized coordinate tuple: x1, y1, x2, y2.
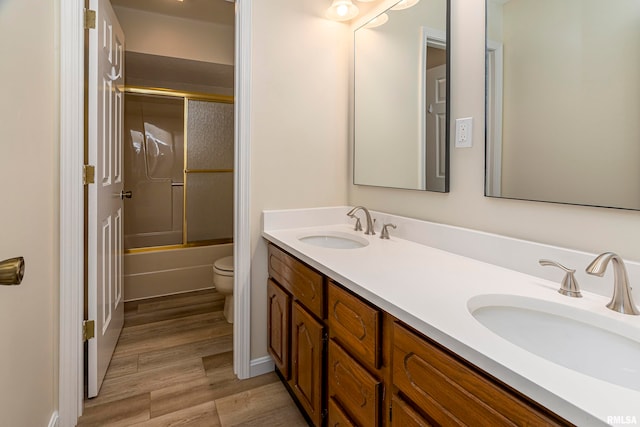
(607, 416, 638, 425)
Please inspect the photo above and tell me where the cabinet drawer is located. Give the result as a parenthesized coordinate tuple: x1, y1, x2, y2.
(328, 281, 381, 369)
(267, 279, 290, 378)
(391, 395, 432, 427)
(392, 323, 568, 426)
(328, 339, 381, 426)
(328, 397, 357, 427)
(268, 244, 324, 318)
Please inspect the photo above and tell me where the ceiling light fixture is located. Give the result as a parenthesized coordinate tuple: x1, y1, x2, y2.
(363, 13, 389, 28)
(326, 0, 359, 21)
(391, 0, 420, 11)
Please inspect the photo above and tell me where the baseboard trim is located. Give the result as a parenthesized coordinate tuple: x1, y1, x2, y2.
(48, 412, 59, 427)
(250, 355, 274, 377)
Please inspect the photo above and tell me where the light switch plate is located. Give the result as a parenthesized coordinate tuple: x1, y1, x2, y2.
(455, 117, 473, 148)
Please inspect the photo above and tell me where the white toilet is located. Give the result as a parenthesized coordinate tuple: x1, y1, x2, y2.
(213, 255, 234, 323)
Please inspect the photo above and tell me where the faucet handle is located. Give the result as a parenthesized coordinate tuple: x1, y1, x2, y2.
(349, 215, 363, 232)
(539, 259, 582, 298)
(380, 223, 397, 239)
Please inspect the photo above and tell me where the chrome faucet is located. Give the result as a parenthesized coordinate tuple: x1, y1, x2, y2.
(586, 252, 640, 315)
(346, 206, 375, 235)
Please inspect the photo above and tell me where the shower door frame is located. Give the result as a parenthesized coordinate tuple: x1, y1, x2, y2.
(58, 1, 254, 424)
(123, 86, 235, 253)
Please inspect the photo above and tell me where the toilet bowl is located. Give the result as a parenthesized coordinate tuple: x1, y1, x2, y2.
(213, 255, 234, 323)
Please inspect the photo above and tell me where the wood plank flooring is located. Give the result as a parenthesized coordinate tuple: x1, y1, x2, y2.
(78, 289, 308, 426)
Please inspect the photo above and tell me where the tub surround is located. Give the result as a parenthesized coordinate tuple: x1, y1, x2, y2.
(262, 206, 640, 425)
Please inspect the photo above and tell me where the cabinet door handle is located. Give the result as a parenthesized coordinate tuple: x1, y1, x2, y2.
(0, 257, 25, 286)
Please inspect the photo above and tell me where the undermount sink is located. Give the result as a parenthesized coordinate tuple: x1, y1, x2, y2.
(298, 231, 369, 249)
(468, 294, 640, 392)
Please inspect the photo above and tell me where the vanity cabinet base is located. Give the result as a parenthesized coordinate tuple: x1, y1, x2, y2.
(266, 243, 572, 427)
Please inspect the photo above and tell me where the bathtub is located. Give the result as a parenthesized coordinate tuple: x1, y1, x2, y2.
(124, 243, 233, 301)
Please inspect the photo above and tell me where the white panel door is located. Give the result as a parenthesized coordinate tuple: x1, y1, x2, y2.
(426, 63, 447, 192)
(87, 0, 125, 398)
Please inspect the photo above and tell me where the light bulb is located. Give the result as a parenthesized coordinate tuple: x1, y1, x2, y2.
(326, 0, 359, 21)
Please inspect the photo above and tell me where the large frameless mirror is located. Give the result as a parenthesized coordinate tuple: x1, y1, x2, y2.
(354, 0, 450, 192)
(486, 0, 640, 210)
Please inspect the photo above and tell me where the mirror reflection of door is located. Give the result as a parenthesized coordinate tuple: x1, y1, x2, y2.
(425, 47, 447, 192)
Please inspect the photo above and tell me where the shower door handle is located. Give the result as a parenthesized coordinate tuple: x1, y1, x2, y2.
(119, 190, 133, 200)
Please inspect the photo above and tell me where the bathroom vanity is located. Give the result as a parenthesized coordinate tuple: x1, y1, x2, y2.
(266, 243, 568, 426)
(262, 207, 640, 427)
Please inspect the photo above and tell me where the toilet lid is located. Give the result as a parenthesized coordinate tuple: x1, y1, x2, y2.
(214, 256, 234, 273)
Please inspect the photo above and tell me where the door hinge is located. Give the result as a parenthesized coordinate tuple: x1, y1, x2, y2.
(83, 164, 95, 185)
(83, 320, 95, 341)
(84, 9, 96, 30)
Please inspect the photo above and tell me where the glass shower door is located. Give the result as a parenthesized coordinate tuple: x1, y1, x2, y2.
(123, 94, 184, 250)
(123, 90, 234, 250)
(185, 99, 234, 243)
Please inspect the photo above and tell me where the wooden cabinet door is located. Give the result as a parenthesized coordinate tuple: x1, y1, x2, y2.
(290, 301, 324, 426)
(267, 279, 290, 378)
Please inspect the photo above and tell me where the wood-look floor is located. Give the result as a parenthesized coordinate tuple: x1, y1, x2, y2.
(78, 289, 308, 427)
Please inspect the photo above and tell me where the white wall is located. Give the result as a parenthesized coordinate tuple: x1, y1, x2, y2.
(350, 0, 640, 263)
(113, 6, 234, 66)
(0, 0, 59, 424)
(249, 0, 350, 358)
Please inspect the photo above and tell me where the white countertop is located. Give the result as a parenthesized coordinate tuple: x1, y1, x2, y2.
(262, 208, 640, 426)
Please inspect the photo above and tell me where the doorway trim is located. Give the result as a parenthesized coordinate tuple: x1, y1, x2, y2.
(234, 0, 252, 380)
(58, 2, 85, 425)
(58, 0, 252, 424)
(485, 39, 503, 197)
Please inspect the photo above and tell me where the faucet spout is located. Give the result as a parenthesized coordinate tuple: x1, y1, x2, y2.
(346, 206, 375, 235)
(586, 252, 640, 315)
